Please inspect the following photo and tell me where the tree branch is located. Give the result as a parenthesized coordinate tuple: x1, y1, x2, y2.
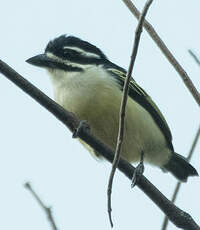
(121, 0, 200, 106)
(161, 49, 200, 230)
(107, 0, 153, 227)
(189, 50, 200, 67)
(161, 125, 200, 230)
(0, 60, 199, 230)
(24, 182, 58, 230)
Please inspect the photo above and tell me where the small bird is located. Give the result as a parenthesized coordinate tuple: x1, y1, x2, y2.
(26, 34, 198, 182)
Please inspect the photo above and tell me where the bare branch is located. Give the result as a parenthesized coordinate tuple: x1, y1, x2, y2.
(24, 182, 58, 230)
(187, 127, 200, 162)
(0, 60, 199, 230)
(107, 0, 153, 227)
(161, 126, 200, 230)
(121, 0, 200, 106)
(161, 49, 200, 230)
(189, 50, 200, 67)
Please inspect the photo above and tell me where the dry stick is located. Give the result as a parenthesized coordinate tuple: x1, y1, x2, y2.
(161, 126, 200, 230)
(161, 50, 200, 230)
(107, 0, 153, 227)
(24, 182, 58, 230)
(188, 50, 200, 66)
(121, 0, 200, 106)
(0, 61, 200, 230)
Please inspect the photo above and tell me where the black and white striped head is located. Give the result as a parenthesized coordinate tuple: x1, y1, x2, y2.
(26, 35, 108, 72)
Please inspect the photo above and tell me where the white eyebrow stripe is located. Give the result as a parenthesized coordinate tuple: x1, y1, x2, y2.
(63, 46, 101, 59)
(46, 52, 93, 69)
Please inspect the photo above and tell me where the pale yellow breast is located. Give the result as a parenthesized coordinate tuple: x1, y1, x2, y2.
(50, 67, 171, 166)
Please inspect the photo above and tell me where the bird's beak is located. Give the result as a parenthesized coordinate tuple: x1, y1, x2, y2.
(26, 54, 58, 69)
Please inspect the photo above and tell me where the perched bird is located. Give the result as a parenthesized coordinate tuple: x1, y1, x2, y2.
(26, 34, 198, 182)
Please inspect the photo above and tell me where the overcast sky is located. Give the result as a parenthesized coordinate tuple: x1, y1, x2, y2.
(0, 1, 200, 229)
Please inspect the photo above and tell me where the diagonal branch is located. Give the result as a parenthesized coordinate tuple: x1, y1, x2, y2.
(24, 182, 58, 230)
(107, 0, 153, 227)
(121, 0, 200, 106)
(0, 60, 199, 230)
(189, 50, 200, 67)
(161, 125, 200, 230)
(161, 50, 200, 230)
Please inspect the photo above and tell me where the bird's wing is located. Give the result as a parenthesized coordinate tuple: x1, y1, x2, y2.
(107, 67, 174, 151)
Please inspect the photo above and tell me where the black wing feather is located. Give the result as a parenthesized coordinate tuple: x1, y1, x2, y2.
(105, 63, 174, 152)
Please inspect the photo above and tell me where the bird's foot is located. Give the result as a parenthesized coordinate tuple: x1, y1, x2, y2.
(131, 151, 144, 188)
(72, 120, 90, 138)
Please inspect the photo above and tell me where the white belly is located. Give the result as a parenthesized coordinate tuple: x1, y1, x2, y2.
(50, 67, 171, 167)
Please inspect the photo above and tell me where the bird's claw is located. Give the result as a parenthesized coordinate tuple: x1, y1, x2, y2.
(131, 151, 145, 188)
(72, 120, 90, 138)
(131, 162, 144, 187)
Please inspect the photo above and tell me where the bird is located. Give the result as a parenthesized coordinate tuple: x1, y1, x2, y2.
(26, 34, 198, 182)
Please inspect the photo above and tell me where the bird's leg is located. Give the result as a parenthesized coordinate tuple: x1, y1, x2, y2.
(72, 120, 90, 138)
(131, 151, 145, 188)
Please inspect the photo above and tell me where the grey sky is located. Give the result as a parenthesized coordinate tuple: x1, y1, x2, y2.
(0, 1, 199, 229)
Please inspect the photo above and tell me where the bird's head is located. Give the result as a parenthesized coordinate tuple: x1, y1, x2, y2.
(26, 35, 108, 73)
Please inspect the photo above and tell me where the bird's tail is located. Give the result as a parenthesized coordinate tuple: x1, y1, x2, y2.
(163, 152, 198, 182)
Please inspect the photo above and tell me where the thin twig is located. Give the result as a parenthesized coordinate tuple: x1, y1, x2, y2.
(0, 60, 199, 229)
(24, 182, 58, 230)
(189, 50, 200, 67)
(121, 0, 200, 106)
(107, 0, 153, 227)
(161, 112, 200, 228)
(161, 49, 200, 230)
